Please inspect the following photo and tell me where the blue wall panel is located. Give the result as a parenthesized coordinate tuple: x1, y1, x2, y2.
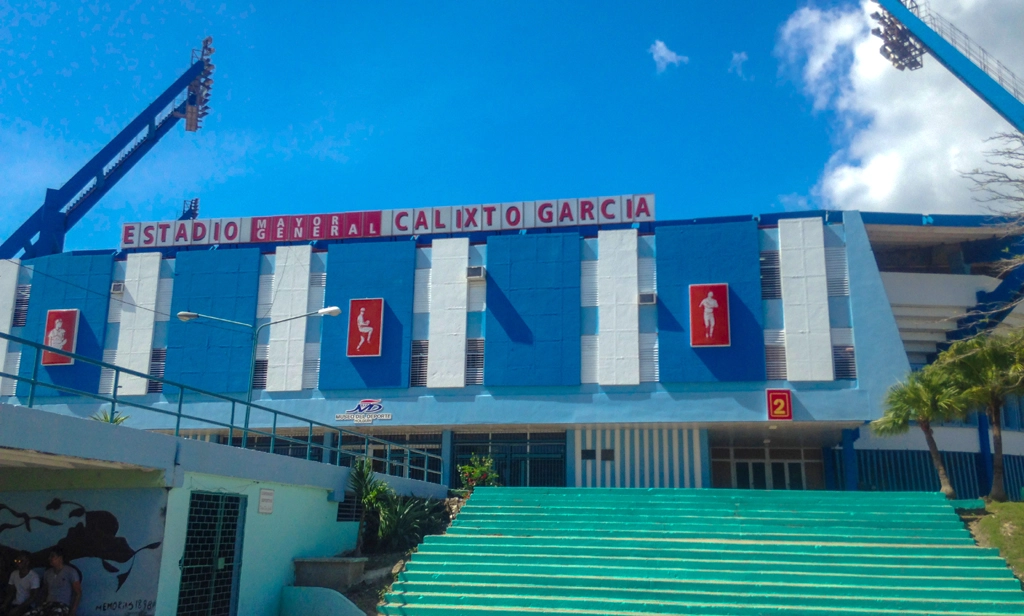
(165, 249, 260, 394)
(17, 253, 112, 396)
(319, 241, 416, 390)
(485, 234, 580, 387)
(655, 221, 765, 382)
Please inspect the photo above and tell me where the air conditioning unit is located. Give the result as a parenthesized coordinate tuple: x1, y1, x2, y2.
(638, 292, 657, 305)
(110, 281, 125, 294)
(467, 266, 486, 280)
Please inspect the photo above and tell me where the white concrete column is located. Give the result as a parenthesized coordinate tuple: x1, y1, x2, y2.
(427, 238, 469, 388)
(598, 229, 639, 385)
(115, 253, 161, 395)
(267, 245, 312, 392)
(779, 218, 834, 381)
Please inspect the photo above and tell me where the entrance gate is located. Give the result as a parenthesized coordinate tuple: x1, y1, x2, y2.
(176, 492, 247, 615)
(453, 432, 566, 487)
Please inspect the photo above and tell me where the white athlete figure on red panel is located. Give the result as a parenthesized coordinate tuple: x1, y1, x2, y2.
(699, 291, 719, 338)
(47, 318, 68, 350)
(356, 307, 374, 351)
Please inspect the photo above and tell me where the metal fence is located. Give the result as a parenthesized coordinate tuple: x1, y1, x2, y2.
(0, 331, 444, 484)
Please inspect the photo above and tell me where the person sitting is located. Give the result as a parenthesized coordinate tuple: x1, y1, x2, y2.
(24, 549, 79, 616)
(1, 551, 39, 616)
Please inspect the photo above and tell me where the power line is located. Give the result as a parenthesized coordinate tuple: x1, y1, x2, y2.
(3, 257, 259, 338)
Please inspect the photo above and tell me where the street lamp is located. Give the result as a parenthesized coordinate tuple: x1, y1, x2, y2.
(177, 306, 342, 443)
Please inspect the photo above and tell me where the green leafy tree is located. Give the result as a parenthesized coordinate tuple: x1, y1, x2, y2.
(872, 365, 964, 499)
(348, 458, 391, 556)
(91, 408, 130, 424)
(457, 454, 500, 492)
(938, 330, 1024, 502)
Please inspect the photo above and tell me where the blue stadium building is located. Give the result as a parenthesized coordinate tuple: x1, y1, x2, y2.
(2, 200, 1022, 499)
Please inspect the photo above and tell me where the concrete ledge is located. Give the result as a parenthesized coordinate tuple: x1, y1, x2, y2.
(294, 557, 367, 593)
(280, 585, 365, 616)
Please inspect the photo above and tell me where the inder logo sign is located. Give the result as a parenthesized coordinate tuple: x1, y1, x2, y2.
(689, 283, 730, 347)
(336, 399, 393, 425)
(346, 298, 384, 357)
(41, 309, 80, 366)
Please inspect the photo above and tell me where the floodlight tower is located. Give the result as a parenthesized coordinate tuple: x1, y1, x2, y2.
(0, 37, 217, 260)
(870, 0, 1024, 133)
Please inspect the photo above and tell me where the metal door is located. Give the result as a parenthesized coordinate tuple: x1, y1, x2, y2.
(176, 492, 247, 616)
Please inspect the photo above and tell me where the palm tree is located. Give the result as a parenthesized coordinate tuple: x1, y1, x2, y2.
(347, 457, 390, 556)
(90, 408, 130, 424)
(938, 330, 1024, 502)
(872, 365, 964, 499)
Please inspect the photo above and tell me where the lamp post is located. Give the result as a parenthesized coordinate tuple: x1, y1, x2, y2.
(177, 306, 342, 445)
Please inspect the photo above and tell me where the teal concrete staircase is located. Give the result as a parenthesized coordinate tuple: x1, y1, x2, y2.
(379, 487, 1024, 616)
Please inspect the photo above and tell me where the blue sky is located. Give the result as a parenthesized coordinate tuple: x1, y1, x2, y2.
(2, 0, 1022, 251)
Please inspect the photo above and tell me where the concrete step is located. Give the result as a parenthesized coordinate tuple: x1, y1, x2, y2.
(384, 586, 1024, 615)
(421, 535, 1001, 560)
(403, 558, 1020, 587)
(395, 571, 1024, 601)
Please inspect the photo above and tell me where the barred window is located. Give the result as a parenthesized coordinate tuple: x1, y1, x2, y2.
(12, 285, 30, 327)
(410, 340, 428, 387)
(580, 335, 599, 384)
(465, 338, 484, 386)
(833, 346, 857, 380)
(252, 344, 269, 390)
(336, 492, 363, 522)
(256, 274, 274, 319)
(302, 343, 321, 390)
(147, 348, 167, 393)
(580, 261, 598, 307)
(760, 251, 781, 300)
(639, 333, 659, 383)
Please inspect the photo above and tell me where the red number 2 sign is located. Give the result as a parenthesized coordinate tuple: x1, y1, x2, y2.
(766, 389, 793, 421)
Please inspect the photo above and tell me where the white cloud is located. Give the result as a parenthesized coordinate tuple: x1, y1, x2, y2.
(776, 0, 1024, 214)
(648, 40, 688, 73)
(729, 51, 750, 80)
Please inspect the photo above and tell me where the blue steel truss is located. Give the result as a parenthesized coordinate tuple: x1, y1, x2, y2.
(874, 0, 1024, 133)
(0, 41, 214, 260)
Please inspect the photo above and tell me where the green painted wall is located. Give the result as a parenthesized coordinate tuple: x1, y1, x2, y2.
(154, 472, 358, 616)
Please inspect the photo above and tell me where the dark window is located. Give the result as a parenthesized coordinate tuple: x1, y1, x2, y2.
(600, 449, 615, 461)
(581, 449, 596, 461)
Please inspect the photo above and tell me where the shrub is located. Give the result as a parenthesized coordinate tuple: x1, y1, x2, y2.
(376, 494, 449, 552)
(457, 454, 500, 492)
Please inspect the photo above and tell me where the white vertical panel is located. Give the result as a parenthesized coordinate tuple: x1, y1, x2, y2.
(413, 269, 431, 314)
(427, 238, 469, 388)
(597, 229, 639, 385)
(114, 253, 161, 395)
(267, 245, 312, 392)
(0, 259, 20, 370)
(779, 218, 834, 381)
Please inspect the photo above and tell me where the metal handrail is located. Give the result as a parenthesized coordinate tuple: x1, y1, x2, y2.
(0, 330, 444, 484)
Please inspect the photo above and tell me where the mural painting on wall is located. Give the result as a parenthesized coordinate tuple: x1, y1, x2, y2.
(689, 284, 731, 347)
(41, 309, 80, 366)
(347, 298, 384, 357)
(0, 489, 165, 615)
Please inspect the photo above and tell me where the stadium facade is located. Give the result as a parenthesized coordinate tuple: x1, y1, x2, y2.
(3, 197, 1023, 498)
